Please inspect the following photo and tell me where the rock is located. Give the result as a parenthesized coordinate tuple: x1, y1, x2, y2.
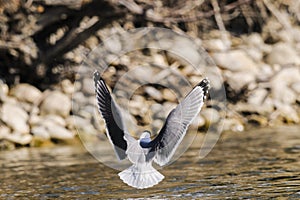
(248, 115, 268, 126)
(0, 103, 29, 134)
(151, 119, 163, 133)
(145, 86, 163, 101)
(150, 103, 164, 120)
(256, 63, 274, 81)
(61, 79, 75, 94)
(201, 108, 220, 125)
(42, 114, 66, 127)
(203, 39, 229, 52)
(82, 78, 95, 95)
(0, 83, 9, 100)
(162, 102, 177, 117)
(222, 118, 244, 132)
(165, 37, 203, 67)
(245, 47, 263, 62)
(19, 101, 33, 113)
(212, 50, 258, 72)
(67, 115, 97, 135)
(28, 114, 41, 126)
(245, 33, 264, 46)
(225, 71, 255, 92)
(291, 82, 300, 94)
(40, 91, 71, 117)
(4, 133, 32, 145)
(248, 89, 268, 106)
(85, 36, 99, 50)
(72, 92, 88, 113)
(0, 140, 15, 150)
(43, 121, 74, 140)
(152, 54, 168, 66)
(266, 43, 300, 66)
(244, 33, 271, 53)
(10, 83, 42, 103)
(103, 35, 122, 54)
(190, 115, 206, 128)
(271, 67, 300, 104)
(234, 101, 274, 115)
(162, 88, 177, 102)
(129, 96, 149, 116)
(31, 126, 50, 140)
(277, 104, 300, 123)
(0, 125, 10, 138)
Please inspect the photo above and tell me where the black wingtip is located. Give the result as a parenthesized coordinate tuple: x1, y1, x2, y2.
(93, 70, 101, 82)
(93, 70, 106, 88)
(197, 77, 210, 99)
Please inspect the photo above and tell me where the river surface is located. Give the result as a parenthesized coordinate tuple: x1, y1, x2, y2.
(1, 126, 299, 199)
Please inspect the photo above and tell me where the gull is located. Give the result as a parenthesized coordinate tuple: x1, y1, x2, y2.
(94, 71, 210, 189)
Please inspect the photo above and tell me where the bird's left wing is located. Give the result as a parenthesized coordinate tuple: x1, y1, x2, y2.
(148, 78, 210, 166)
(94, 71, 129, 160)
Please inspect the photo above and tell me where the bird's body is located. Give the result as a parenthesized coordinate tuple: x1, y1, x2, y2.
(119, 131, 165, 189)
(94, 71, 210, 189)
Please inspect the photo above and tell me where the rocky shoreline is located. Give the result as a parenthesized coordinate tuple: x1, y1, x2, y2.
(1, 26, 300, 150)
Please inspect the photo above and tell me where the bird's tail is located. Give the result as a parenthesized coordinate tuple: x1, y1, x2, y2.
(118, 164, 164, 189)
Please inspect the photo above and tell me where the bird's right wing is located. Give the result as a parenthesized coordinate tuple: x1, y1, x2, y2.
(148, 78, 210, 166)
(94, 71, 131, 160)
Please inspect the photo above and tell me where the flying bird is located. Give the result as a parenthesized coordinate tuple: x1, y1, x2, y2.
(94, 71, 210, 189)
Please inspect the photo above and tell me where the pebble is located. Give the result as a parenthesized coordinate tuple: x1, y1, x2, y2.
(277, 104, 300, 123)
(10, 83, 42, 104)
(0, 125, 10, 138)
(82, 78, 95, 95)
(248, 115, 268, 126)
(145, 86, 163, 101)
(43, 120, 74, 140)
(266, 42, 300, 65)
(31, 126, 50, 140)
(247, 89, 268, 106)
(203, 39, 229, 52)
(0, 82, 9, 97)
(0, 103, 29, 134)
(212, 50, 258, 72)
(61, 79, 75, 94)
(3, 133, 32, 145)
(291, 82, 300, 93)
(190, 115, 206, 128)
(166, 37, 203, 67)
(271, 67, 300, 104)
(162, 88, 177, 102)
(225, 71, 255, 92)
(234, 102, 273, 115)
(40, 91, 71, 117)
(67, 115, 97, 135)
(103, 35, 122, 54)
(151, 119, 163, 133)
(201, 108, 220, 125)
(222, 118, 244, 132)
(42, 114, 66, 127)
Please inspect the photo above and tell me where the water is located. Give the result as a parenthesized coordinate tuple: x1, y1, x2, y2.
(1, 126, 299, 199)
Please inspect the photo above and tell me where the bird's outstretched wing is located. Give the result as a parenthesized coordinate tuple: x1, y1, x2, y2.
(94, 71, 128, 160)
(148, 78, 210, 166)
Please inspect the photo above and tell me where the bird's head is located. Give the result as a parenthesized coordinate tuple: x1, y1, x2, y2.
(140, 130, 151, 139)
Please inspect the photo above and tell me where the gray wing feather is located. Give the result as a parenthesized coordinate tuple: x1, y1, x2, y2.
(148, 78, 210, 166)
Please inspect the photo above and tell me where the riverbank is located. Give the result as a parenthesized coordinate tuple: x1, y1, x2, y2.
(0, 25, 299, 150)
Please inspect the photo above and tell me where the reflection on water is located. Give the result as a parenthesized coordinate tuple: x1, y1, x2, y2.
(1, 126, 299, 199)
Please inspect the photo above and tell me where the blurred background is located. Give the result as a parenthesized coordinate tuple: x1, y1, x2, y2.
(1, 0, 299, 150)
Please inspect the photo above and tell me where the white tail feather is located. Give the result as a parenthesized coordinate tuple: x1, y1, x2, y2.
(118, 164, 164, 189)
